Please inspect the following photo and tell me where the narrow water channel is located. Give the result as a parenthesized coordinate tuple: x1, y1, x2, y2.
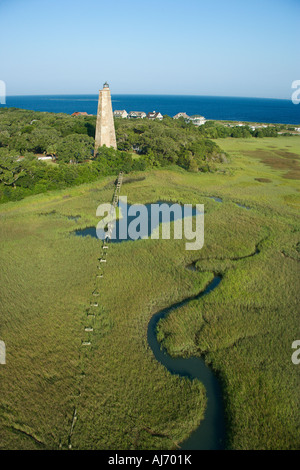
(74, 200, 227, 449)
(147, 276, 226, 450)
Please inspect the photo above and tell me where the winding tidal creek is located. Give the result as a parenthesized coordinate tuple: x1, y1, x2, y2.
(147, 276, 226, 450)
(75, 200, 227, 449)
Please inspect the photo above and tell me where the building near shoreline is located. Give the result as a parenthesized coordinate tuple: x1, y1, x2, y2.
(128, 111, 147, 119)
(94, 82, 117, 155)
(173, 112, 190, 119)
(113, 109, 128, 119)
(188, 115, 206, 126)
(146, 111, 163, 120)
(173, 112, 206, 125)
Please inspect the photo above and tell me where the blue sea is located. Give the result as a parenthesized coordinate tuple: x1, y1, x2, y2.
(2, 94, 300, 125)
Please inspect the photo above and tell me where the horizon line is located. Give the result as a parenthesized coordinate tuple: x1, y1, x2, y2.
(4, 93, 292, 102)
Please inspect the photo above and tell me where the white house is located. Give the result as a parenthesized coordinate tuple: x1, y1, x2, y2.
(128, 111, 147, 119)
(188, 115, 206, 126)
(147, 111, 163, 120)
(113, 110, 128, 119)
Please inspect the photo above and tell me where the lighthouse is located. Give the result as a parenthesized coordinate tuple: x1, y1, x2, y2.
(94, 82, 117, 156)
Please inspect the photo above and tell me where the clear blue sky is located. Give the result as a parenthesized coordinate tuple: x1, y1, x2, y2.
(1, 0, 299, 98)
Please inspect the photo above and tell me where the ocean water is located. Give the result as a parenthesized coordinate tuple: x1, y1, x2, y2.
(3, 94, 300, 124)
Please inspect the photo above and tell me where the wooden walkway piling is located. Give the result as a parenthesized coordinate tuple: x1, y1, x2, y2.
(69, 172, 124, 449)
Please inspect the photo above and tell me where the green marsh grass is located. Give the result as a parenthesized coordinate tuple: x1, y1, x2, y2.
(0, 136, 299, 449)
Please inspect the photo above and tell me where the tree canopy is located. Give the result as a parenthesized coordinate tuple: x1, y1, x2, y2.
(0, 107, 231, 203)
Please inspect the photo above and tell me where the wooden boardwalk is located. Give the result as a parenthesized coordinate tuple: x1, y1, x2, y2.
(68, 172, 123, 449)
(83, 171, 123, 344)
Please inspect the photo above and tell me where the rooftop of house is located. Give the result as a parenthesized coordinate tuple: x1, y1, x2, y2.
(147, 111, 162, 118)
(173, 112, 190, 119)
(71, 111, 88, 117)
(128, 111, 146, 116)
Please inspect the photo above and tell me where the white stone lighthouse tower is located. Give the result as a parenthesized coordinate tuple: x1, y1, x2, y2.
(94, 82, 117, 156)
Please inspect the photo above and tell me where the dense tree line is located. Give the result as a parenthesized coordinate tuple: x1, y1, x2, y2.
(1, 106, 292, 204)
(0, 108, 229, 203)
(0, 108, 96, 159)
(0, 146, 145, 203)
(197, 120, 282, 138)
(0, 108, 145, 202)
(115, 116, 226, 170)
